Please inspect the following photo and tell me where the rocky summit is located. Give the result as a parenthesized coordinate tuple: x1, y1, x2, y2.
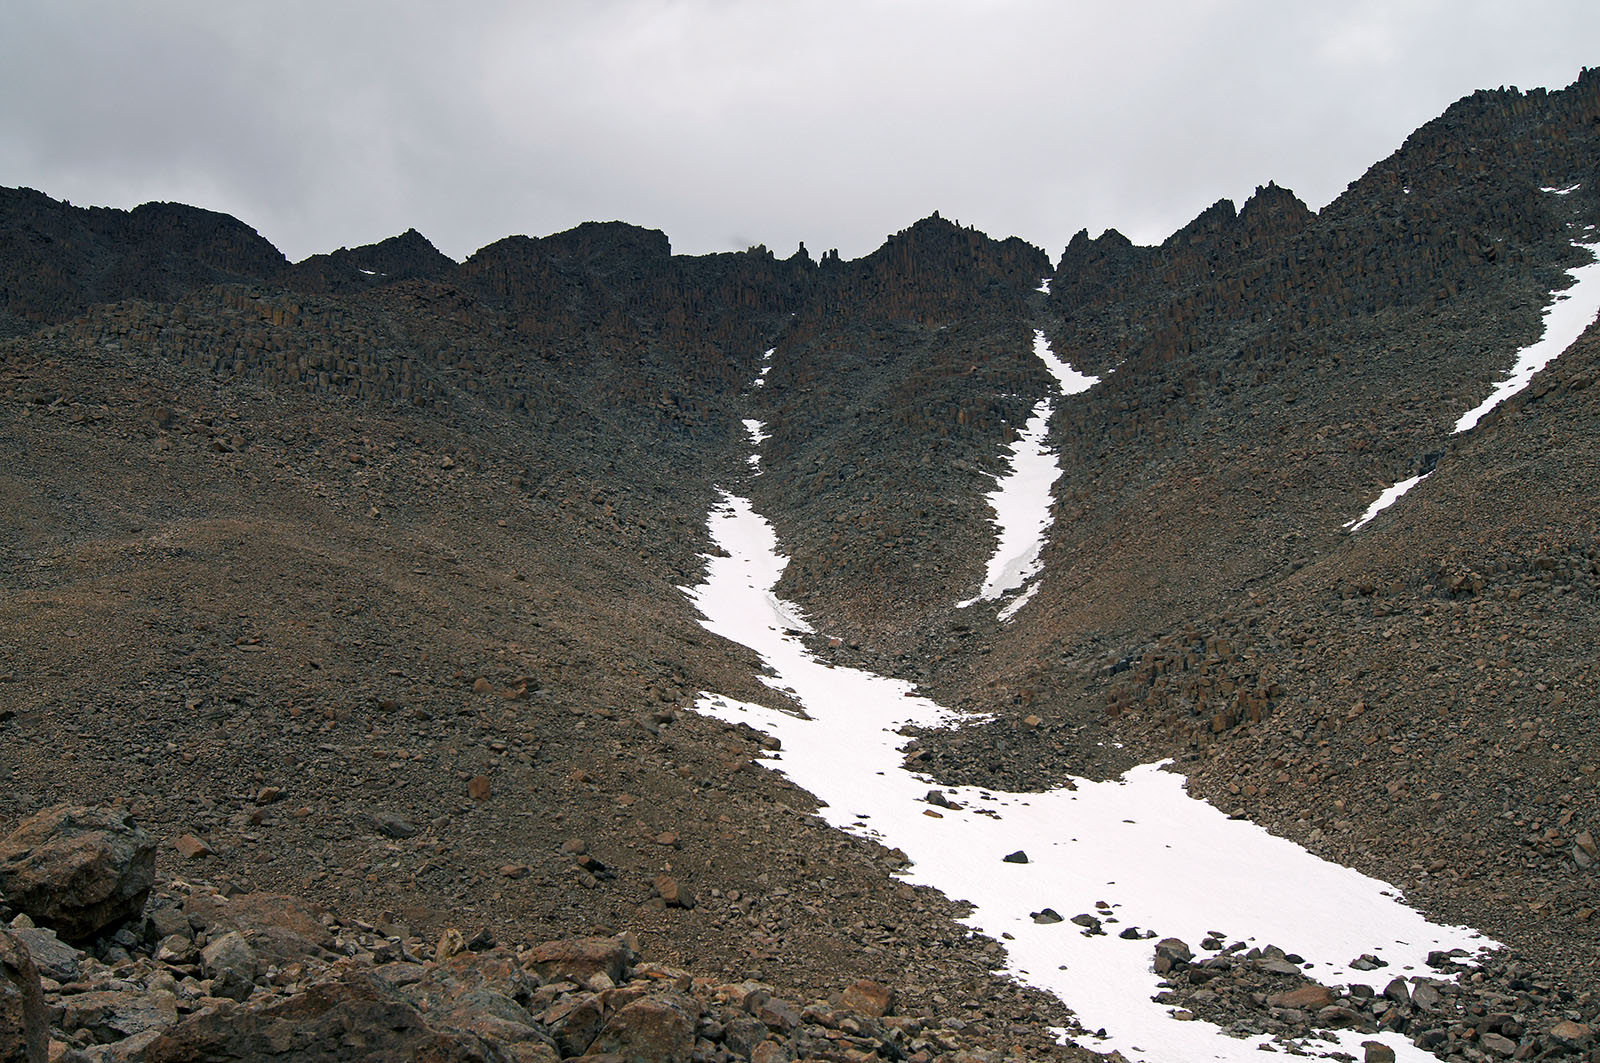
(3, 69, 1600, 1063)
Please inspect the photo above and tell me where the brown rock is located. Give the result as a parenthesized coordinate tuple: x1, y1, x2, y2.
(142, 970, 507, 1061)
(0, 806, 155, 942)
(654, 873, 694, 909)
(1478, 1031, 1517, 1056)
(587, 996, 696, 1063)
(469, 775, 493, 801)
(402, 948, 548, 1051)
(1410, 981, 1442, 1011)
(182, 891, 333, 968)
(1268, 984, 1337, 1011)
(751, 1041, 791, 1063)
(201, 931, 259, 1002)
(173, 834, 213, 860)
(436, 928, 467, 961)
(720, 1013, 768, 1057)
(1361, 1041, 1396, 1063)
(840, 978, 893, 1017)
(543, 992, 604, 1056)
(472, 677, 494, 694)
(7, 926, 81, 983)
(1549, 1020, 1594, 1046)
(754, 994, 800, 1032)
(1314, 1004, 1366, 1030)
(1152, 937, 1192, 974)
(526, 936, 632, 985)
(0, 928, 47, 1063)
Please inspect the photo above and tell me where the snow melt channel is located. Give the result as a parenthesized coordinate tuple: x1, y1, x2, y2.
(958, 330, 1098, 616)
(685, 476, 1491, 1063)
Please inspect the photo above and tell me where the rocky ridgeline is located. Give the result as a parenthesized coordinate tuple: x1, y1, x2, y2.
(800, 214, 1049, 327)
(1049, 72, 1600, 382)
(0, 806, 1067, 1063)
(0, 188, 287, 335)
(1146, 936, 1599, 1063)
(454, 222, 811, 382)
(282, 228, 457, 296)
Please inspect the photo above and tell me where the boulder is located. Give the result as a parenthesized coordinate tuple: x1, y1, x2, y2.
(59, 988, 177, 1044)
(1549, 1020, 1594, 1047)
(0, 928, 47, 1063)
(403, 949, 551, 1051)
(182, 891, 333, 968)
(1153, 938, 1193, 974)
(840, 978, 893, 1018)
(542, 992, 604, 1057)
(653, 873, 694, 909)
(0, 806, 155, 942)
(201, 931, 259, 1002)
(1267, 984, 1336, 1011)
(526, 936, 631, 984)
(1361, 1041, 1397, 1063)
(586, 996, 696, 1063)
(141, 970, 511, 1062)
(7, 925, 82, 983)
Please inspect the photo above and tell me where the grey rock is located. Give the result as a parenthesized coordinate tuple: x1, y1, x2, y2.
(8, 926, 82, 983)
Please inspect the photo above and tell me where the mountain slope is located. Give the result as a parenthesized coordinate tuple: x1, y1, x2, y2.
(2, 66, 1600, 1063)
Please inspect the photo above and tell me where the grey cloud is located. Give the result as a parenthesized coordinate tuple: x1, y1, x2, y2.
(3, 1, 1597, 264)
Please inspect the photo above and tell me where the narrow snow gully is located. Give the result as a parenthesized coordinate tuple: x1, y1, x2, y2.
(684, 362, 1492, 1063)
(957, 330, 1098, 619)
(1346, 213, 1600, 531)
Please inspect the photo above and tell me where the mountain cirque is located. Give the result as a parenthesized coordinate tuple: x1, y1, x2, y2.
(3, 68, 1600, 1062)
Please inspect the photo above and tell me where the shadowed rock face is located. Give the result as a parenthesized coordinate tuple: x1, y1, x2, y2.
(0, 927, 47, 1063)
(0, 806, 155, 943)
(0, 188, 287, 333)
(282, 228, 457, 295)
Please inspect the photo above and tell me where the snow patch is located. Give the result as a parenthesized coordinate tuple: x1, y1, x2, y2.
(1032, 329, 1098, 396)
(1454, 240, 1600, 433)
(1348, 234, 1600, 530)
(743, 418, 769, 474)
(686, 480, 1492, 1063)
(958, 331, 1099, 615)
(956, 400, 1057, 608)
(1343, 473, 1430, 532)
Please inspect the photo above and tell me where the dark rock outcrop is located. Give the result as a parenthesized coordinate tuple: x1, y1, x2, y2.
(0, 927, 46, 1063)
(0, 806, 155, 942)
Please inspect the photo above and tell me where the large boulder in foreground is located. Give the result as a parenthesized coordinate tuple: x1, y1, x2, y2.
(0, 806, 156, 942)
(0, 927, 47, 1063)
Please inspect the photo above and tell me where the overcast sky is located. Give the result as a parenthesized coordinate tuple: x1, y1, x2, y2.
(3, 2, 1597, 265)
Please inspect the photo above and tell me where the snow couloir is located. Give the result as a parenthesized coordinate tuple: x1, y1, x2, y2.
(686, 343, 1491, 1062)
